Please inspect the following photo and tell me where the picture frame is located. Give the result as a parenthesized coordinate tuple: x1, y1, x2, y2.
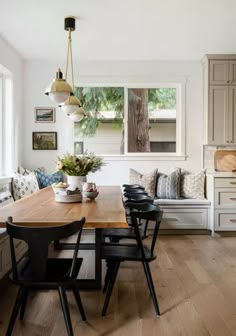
(35, 107, 56, 123)
(74, 141, 84, 154)
(32, 132, 57, 150)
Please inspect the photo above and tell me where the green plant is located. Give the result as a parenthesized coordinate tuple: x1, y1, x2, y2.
(57, 153, 106, 176)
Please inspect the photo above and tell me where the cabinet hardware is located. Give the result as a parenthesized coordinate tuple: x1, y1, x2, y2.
(230, 182, 236, 185)
(229, 198, 236, 201)
(165, 218, 178, 221)
(230, 219, 236, 223)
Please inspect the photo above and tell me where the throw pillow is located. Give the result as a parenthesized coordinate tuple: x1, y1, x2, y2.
(181, 170, 205, 199)
(13, 173, 39, 200)
(129, 168, 158, 197)
(36, 171, 63, 189)
(156, 168, 181, 199)
(18, 166, 45, 175)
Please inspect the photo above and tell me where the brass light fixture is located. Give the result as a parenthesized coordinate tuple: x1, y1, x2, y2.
(45, 17, 86, 121)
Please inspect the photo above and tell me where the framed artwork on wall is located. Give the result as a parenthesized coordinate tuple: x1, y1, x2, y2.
(74, 141, 84, 154)
(35, 107, 56, 123)
(32, 132, 57, 150)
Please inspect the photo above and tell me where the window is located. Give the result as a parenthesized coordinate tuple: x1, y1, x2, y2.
(0, 65, 13, 175)
(74, 82, 185, 157)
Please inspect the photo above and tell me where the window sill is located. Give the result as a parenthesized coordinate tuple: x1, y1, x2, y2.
(100, 154, 187, 161)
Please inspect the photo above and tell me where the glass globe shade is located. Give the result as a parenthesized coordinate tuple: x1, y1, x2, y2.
(69, 107, 86, 122)
(61, 104, 78, 115)
(48, 92, 70, 104)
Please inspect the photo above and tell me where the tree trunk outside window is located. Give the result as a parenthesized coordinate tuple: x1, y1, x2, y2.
(128, 89, 150, 152)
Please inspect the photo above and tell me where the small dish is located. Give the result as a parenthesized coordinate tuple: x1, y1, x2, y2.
(83, 191, 99, 200)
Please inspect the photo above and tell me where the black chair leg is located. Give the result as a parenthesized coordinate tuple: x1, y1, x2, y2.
(102, 262, 120, 317)
(6, 286, 24, 336)
(58, 286, 74, 336)
(72, 282, 86, 321)
(103, 261, 115, 294)
(143, 262, 160, 316)
(20, 287, 29, 320)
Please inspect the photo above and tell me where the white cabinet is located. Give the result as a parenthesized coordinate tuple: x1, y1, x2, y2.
(207, 173, 236, 232)
(202, 55, 236, 145)
(209, 60, 236, 85)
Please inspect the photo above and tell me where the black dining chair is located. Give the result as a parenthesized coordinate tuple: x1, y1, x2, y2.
(102, 191, 154, 243)
(122, 184, 145, 189)
(101, 203, 163, 317)
(5, 217, 86, 336)
(123, 188, 148, 195)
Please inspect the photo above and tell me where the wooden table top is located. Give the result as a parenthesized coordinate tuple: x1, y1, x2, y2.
(0, 186, 127, 229)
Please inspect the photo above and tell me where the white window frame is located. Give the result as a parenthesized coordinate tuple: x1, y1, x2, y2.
(0, 65, 13, 176)
(74, 79, 186, 161)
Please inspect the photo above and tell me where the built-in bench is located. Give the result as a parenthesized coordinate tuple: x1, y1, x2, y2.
(154, 198, 211, 231)
(0, 176, 27, 279)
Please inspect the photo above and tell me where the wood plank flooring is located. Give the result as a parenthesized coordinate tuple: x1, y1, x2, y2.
(1, 235, 236, 335)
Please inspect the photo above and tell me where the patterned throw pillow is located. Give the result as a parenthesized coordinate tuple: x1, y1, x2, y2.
(36, 171, 63, 189)
(13, 173, 39, 200)
(181, 170, 205, 199)
(156, 168, 181, 199)
(18, 166, 45, 175)
(129, 168, 158, 197)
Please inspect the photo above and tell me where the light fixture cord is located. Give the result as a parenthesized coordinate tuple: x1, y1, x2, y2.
(65, 29, 75, 91)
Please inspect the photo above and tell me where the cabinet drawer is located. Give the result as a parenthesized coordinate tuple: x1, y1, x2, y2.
(215, 211, 236, 230)
(215, 189, 236, 208)
(215, 178, 236, 188)
(161, 209, 208, 229)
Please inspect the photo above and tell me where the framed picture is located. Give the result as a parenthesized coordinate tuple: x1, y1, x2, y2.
(32, 132, 57, 150)
(35, 107, 56, 123)
(74, 141, 84, 154)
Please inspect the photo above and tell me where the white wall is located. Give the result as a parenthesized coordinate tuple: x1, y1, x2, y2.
(0, 35, 24, 172)
(23, 59, 203, 184)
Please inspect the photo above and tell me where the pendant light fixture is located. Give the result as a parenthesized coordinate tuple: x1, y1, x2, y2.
(45, 16, 86, 121)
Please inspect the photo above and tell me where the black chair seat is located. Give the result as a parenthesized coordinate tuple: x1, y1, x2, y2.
(101, 244, 156, 262)
(102, 228, 146, 240)
(10, 257, 83, 287)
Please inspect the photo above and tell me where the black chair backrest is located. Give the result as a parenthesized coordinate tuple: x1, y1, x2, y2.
(125, 203, 163, 259)
(123, 189, 148, 195)
(122, 184, 144, 190)
(123, 193, 153, 203)
(6, 216, 86, 282)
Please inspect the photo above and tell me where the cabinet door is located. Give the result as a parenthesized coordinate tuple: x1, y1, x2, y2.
(209, 86, 228, 144)
(229, 61, 236, 85)
(210, 60, 229, 85)
(228, 86, 236, 143)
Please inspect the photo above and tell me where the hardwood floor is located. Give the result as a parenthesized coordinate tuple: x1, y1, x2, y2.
(1, 235, 236, 335)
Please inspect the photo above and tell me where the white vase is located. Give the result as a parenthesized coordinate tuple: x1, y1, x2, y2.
(67, 175, 87, 191)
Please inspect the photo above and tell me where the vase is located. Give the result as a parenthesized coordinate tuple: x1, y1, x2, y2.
(67, 175, 87, 191)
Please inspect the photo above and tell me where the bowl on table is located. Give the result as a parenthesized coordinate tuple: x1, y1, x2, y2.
(83, 191, 99, 200)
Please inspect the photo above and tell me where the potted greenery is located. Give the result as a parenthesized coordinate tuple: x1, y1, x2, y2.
(57, 152, 105, 190)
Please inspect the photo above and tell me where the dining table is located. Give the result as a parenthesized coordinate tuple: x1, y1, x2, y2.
(0, 185, 127, 289)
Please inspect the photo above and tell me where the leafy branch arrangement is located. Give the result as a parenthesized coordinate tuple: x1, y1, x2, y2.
(57, 153, 106, 176)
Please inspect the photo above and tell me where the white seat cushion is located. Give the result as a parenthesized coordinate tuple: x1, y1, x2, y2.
(154, 198, 211, 206)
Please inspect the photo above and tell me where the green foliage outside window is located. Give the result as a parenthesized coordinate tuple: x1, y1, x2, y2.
(74, 87, 176, 137)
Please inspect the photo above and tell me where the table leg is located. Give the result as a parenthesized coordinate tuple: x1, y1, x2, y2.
(54, 229, 103, 290)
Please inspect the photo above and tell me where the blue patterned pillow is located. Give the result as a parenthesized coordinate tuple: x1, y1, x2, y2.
(36, 171, 63, 189)
(156, 168, 181, 199)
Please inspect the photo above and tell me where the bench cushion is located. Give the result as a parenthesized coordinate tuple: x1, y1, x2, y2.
(154, 198, 211, 206)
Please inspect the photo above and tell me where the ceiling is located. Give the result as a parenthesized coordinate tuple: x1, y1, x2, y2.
(0, 0, 236, 61)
